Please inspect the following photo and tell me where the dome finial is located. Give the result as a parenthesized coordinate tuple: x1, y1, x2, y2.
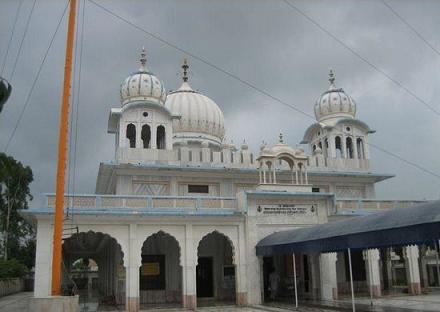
(139, 46, 148, 72)
(328, 69, 336, 87)
(182, 58, 189, 82)
(279, 131, 284, 143)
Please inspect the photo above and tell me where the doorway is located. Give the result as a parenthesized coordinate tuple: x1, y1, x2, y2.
(197, 257, 213, 298)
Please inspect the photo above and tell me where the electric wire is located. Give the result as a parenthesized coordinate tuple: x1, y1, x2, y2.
(3, 1, 70, 153)
(282, 0, 440, 116)
(66, 0, 82, 218)
(9, 0, 37, 81)
(381, 0, 440, 58)
(69, 0, 86, 223)
(0, 0, 24, 77)
(87, 0, 440, 180)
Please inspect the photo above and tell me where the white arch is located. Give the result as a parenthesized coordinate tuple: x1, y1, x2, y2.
(63, 230, 126, 266)
(141, 230, 182, 267)
(195, 229, 238, 266)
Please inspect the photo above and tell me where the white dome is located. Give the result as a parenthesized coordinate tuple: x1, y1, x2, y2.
(165, 80, 225, 146)
(120, 48, 166, 106)
(314, 70, 356, 122)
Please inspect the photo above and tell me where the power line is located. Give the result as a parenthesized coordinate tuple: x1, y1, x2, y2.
(1, 0, 24, 77)
(87, 0, 440, 181)
(381, 0, 440, 58)
(67, 0, 82, 217)
(3, 1, 70, 152)
(9, 0, 37, 81)
(282, 0, 440, 116)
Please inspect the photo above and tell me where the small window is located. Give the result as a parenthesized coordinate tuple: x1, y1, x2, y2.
(346, 127, 351, 131)
(143, 112, 149, 117)
(312, 187, 320, 193)
(188, 185, 209, 193)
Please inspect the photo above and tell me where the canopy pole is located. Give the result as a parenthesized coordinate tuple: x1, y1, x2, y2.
(292, 253, 298, 309)
(436, 240, 440, 287)
(348, 248, 356, 312)
(367, 250, 373, 306)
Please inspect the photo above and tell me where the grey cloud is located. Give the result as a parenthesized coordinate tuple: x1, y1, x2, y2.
(0, 0, 439, 207)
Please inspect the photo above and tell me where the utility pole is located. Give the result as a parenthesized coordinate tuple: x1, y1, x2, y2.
(51, 0, 77, 296)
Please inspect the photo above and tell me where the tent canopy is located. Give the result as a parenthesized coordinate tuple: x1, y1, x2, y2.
(256, 200, 440, 256)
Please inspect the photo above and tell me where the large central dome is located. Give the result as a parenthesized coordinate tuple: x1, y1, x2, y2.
(165, 59, 225, 147)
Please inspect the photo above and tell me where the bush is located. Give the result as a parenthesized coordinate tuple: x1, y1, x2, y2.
(0, 259, 28, 278)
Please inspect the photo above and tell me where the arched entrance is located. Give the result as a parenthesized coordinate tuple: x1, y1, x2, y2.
(197, 231, 236, 307)
(62, 231, 125, 310)
(139, 231, 182, 309)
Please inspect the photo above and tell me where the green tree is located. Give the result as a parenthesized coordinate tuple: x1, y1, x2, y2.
(0, 153, 34, 267)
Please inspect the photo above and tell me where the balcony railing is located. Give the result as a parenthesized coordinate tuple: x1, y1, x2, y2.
(336, 199, 426, 212)
(45, 194, 238, 211)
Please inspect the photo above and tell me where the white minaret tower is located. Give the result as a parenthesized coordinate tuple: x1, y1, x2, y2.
(302, 70, 374, 168)
(107, 48, 179, 163)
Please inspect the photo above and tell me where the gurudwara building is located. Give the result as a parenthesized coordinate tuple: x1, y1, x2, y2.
(25, 49, 437, 311)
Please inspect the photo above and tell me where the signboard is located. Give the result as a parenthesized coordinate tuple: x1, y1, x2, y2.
(141, 262, 160, 276)
(257, 203, 316, 215)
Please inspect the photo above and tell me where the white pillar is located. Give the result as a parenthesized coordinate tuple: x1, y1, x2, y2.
(126, 224, 140, 312)
(363, 249, 382, 297)
(183, 224, 197, 310)
(404, 245, 422, 295)
(305, 167, 308, 184)
(151, 125, 157, 149)
(273, 166, 277, 184)
(353, 138, 358, 159)
(319, 252, 338, 301)
(34, 220, 53, 297)
(295, 168, 298, 185)
(236, 224, 248, 306)
(341, 135, 347, 158)
(328, 135, 336, 158)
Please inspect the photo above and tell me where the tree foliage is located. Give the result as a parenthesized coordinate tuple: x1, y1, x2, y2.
(0, 259, 28, 278)
(0, 153, 34, 268)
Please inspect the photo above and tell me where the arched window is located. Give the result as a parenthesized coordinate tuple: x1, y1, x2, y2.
(357, 138, 365, 159)
(335, 136, 342, 158)
(156, 125, 166, 149)
(346, 137, 354, 159)
(126, 123, 136, 148)
(141, 124, 151, 148)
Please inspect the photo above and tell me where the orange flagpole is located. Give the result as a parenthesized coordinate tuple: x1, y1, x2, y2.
(51, 0, 77, 296)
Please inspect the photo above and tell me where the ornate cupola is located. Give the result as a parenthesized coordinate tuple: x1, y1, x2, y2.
(165, 59, 225, 148)
(314, 70, 356, 124)
(108, 48, 178, 164)
(119, 47, 167, 106)
(302, 70, 373, 169)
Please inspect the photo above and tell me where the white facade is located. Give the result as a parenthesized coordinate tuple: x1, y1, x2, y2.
(26, 51, 432, 311)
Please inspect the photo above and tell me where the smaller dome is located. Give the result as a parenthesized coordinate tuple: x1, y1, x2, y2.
(241, 140, 249, 150)
(120, 48, 166, 106)
(314, 70, 356, 122)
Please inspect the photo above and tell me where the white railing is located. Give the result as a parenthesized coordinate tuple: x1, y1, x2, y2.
(45, 194, 238, 211)
(336, 199, 426, 211)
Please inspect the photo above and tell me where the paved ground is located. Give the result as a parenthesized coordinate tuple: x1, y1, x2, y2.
(1, 292, 440, 312)
(0, 292, 32, 312)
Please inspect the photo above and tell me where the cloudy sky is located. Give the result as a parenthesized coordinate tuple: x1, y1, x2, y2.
(1, 0, 439, 206)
